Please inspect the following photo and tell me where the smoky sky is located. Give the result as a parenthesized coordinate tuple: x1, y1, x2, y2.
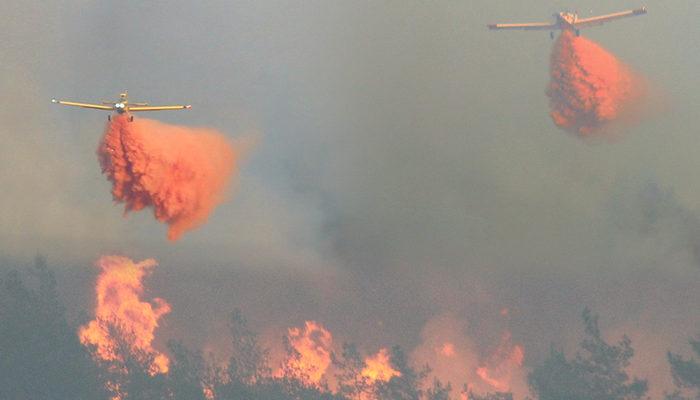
(2, 1, 700, 398)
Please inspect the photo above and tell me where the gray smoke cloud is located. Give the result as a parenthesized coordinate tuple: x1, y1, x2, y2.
(2, 1, 700, 398)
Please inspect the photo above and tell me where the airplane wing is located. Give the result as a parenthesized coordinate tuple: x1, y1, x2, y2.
(574, 7, 647, 28)
(488, 22, 557, 31)
(128, 105, 192, 112)
(52, 99, 114, 110)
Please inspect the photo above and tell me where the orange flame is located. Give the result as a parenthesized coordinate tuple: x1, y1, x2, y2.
(475, 332, 524, 392)
(438, 342, 456, 358)
(98, 115, 238, 240)
(361, 348, 401, 383)
(280, 321, 333, 384)
(79, 255, 171, 374)
(548, 30, 646, 136)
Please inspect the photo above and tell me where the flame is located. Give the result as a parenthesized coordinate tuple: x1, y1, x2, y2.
(98, 115, 239, 240)
(273, 322, 398, 397)
(438, 342, 456, 358)
(548, 30, 646, 136)
(475, 332, 524, 393)
(280, 321, 333, 384)
(412, 314, 481, 394)
(361, 348, 401, 383)
(411, 313, 528, 397)
(79, 255, 171, 374)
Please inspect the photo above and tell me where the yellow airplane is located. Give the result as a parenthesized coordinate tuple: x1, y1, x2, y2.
(52, 91, 191, 121)
(488, 6, 647, 38)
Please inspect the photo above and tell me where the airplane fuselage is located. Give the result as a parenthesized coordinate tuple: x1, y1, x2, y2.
(555, 12, 578, 30)
(114, 93, 128, 113)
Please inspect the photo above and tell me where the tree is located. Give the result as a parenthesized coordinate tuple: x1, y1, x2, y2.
(333, 342, 373, 400)
(92, 321, 168, 400)
(375, 346, 430, 400)
(167, 341, 210, 400)
(468, 392, 513, 400)
(529, 309, 648, 400)
(216, 309, 345, 400)
(0, 257, 107, 400)
(426, 378, 453, 400)
(228, 308, 271, 385)
(667, 336, 700, 400)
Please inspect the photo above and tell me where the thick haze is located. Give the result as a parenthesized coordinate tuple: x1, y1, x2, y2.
(2, 1, 699, 398)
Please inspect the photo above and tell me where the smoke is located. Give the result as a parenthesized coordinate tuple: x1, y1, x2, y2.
(411, 313, 527, 398)
(547, 30, 647, 136)
(98, 115, 239, 240)
(475, 332, 525, 394)
(411, 314, 479, 391)
(79, 255, 171, 374)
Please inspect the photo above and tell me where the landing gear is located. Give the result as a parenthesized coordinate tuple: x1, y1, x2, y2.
(108, 115, 111, 121)
(129, 115, 134, 122)
(550, 31, 554, 40)
(575, 29, 580, 37)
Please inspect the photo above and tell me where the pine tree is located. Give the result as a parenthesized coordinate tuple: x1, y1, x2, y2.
(529, 308, 647, 400)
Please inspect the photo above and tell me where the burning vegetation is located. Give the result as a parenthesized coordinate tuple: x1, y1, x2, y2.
(79, 256, 171, 375)
(3, 258, 700, 399)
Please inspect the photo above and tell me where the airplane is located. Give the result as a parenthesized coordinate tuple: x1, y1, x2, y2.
(52, 91, 191, 121)
(488, 7, 647, 39)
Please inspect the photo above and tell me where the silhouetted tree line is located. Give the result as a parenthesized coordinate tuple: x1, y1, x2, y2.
(1, 259, 699, 399)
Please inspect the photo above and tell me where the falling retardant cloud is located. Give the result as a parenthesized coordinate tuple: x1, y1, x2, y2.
(98, 115, 241, 240)
(548, 30, 648, 136)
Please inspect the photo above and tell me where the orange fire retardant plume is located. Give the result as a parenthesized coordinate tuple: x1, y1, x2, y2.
(548, 30, 646, 136)
(98, 115, 237, 240)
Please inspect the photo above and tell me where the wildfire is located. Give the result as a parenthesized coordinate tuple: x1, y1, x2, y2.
(79, 255, 171, 374)
(280, 320, 333, 384)
(361, 348, 401, 383)
(475, 332, 524, 393)
(439, 342, 456, 358)
(75, 259, 529, 400)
